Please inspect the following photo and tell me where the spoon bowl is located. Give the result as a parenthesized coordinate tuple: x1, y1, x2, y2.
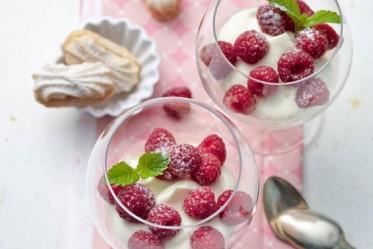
(263, 176, 355, 249)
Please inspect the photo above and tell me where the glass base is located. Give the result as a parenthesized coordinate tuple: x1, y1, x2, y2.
(238, 116, 323, 156)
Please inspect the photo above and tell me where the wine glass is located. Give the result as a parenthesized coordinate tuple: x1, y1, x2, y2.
(196, 0, 353, 154)
(86, 97, 259, 249)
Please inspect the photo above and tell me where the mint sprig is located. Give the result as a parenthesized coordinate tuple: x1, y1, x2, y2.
(136, 153, 171, 179)
(107, 152, 170, 186)
(268, 0, 341, 32)
(108, 161, 140, 186)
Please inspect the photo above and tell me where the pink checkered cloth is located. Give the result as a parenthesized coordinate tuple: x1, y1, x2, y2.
(81, 0, 303, 248)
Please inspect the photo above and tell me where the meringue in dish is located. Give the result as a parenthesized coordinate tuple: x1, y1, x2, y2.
(63, 29, 141, 93)
(33, 62, 114, 107)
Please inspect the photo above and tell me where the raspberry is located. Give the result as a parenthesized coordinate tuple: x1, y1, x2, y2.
(297, 0, 314, 17)
(217, 190, 253, 225)
(190, 226, 225, 249)
(147, 204, 182, 239)
(128, 230, 163, 249)
(257, 5, 286, 36)
(162, 86, 192, 98)
(197, 134, 226, 164)
(184, 187, 218, 219)
(296, 77, 330, 108)
(145, 128, 176, 154)
(191, 153, 222, 186)
(156, 168, 178, 181)
(218, 41, 237, 65)
(199, 41, 237, 67)
(97, 176, 123, 205)
(313, 23, 340, 49)
(168, 144, 201, 177)
(296, 28, 329, 59)
(278, 49, 314, 82)
(247, 66, 279, 97)
(281, 12, 295, 32)
(115, 183, 155, 222)
(234, 30, 269, 64)
(223, 84, 256, 114)
(162, 87, 192, 119)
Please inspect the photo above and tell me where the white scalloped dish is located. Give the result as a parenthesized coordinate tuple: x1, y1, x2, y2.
(76, 19, 160, 117)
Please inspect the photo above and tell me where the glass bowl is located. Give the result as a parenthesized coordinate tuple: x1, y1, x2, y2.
(86, 97, 259, 249)
(196, 0, 353, 129)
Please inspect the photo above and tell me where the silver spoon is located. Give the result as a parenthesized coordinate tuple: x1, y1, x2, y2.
(263, 176, 355, 249)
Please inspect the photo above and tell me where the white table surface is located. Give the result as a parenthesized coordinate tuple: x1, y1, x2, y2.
(0, 0, 372, 248)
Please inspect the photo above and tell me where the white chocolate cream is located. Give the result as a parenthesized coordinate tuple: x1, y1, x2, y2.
(108, 163, 236, 249)
(218, 8, 336, 120)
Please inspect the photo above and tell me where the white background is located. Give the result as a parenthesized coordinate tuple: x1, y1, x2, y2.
(0, 0, 372, 248)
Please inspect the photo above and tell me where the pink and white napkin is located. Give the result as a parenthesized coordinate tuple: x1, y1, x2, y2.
(79, 0, 303, 248)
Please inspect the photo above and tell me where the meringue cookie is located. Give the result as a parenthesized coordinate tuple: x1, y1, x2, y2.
(33, 62, 114, 107)
(63, 30, 141, 93)
(146, 0, 180, 21)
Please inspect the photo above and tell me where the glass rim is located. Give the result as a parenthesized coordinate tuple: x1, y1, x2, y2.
(103, 97, 259, 230)
(209, 0, 345, 86)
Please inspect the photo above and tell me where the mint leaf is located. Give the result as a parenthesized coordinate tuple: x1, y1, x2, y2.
(136, 152, 170, 179)
(304, 10, 342, 27)
(108, 161, 140, 186)
(268, 0, 302, 30)
(268, 0, 300, 16)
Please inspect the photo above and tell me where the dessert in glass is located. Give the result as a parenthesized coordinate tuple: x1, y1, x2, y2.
(196, 0, 353, 153)
(86, 97, 259, 249)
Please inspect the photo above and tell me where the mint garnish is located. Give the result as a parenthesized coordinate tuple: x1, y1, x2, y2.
(268, 0, 341, 32)
(108, 161, 140, 186)
(107, 152, 170, 186)
(136, 152, 171, 179)
(303, 10, 341, 27)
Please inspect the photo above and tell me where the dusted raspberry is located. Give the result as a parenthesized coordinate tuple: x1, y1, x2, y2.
(197, 134, 226, 164)
(278, 49, 315, 82)
(184, 187, 218, 219)
(128, 230, 164, 249)
(234, 30, 269, 64)
(217, 190, 253, 225)
(168, 144, 201, 177)
(223, 84, 256, 114)
(147, 204, 182, 239)
(257, 5, 286, 36)
(162, 87, 192, 119)
(296, 77, 330, 108)
(191, 153, 222, 186)
(247, 66, 279, 97)
(190, 226, 225, 249)
(297, 0, 314, 17)
(97, 175, 123, 205)
(156, 168, 179, 181)
(296, 28, 329, 59)
(145, 128, 176, 154)
(313, 23, 340, 49)
(115, 183, 155, 222)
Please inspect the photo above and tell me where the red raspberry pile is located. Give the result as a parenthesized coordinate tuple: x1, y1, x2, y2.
(194, 1, 340, 114)
(98, 128, 254, 248)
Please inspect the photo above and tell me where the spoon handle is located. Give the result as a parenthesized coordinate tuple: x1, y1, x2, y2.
(334, 237, 356, 249)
